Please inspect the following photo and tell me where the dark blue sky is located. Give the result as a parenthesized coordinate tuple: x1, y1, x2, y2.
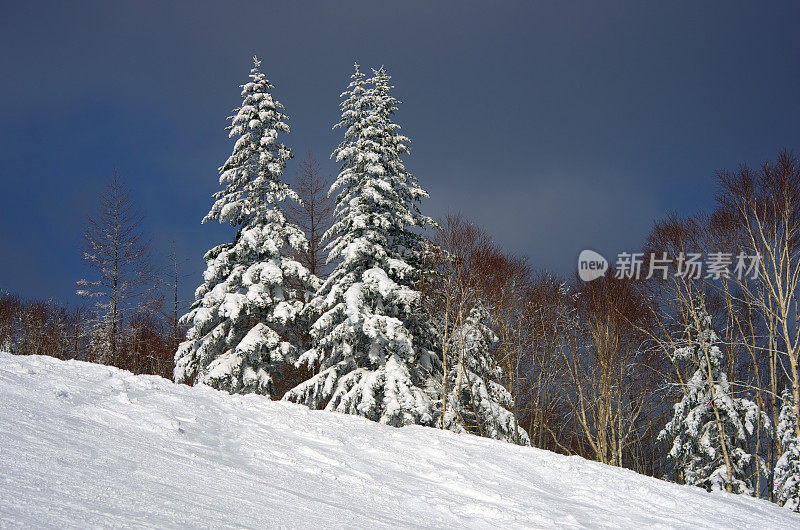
(1, 1, 798, 308)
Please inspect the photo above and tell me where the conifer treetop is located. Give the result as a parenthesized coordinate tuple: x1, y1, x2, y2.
(325, 65, 432, 270)
(205, 56, 296, 228)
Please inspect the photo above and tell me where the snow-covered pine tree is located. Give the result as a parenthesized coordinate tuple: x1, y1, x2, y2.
(283, 65, 441, 427)
(658, 296, 767, 494)
(774, 388, 800, 511)
(174, 57, 311, 396)
(442, 303, 529, 444)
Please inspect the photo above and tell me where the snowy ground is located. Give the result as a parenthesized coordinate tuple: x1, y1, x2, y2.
(0, 353, 795, 529)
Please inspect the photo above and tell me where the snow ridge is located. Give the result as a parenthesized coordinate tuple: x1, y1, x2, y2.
(0, 352, 795, 528)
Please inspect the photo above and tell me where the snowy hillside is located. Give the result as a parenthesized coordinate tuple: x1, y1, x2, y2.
(0, 353, 795, 529)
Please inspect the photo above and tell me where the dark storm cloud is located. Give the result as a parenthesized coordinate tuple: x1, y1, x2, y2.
(0, 1, 798, 304)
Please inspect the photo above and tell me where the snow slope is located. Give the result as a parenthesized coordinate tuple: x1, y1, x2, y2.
(0, 353, 795, 529)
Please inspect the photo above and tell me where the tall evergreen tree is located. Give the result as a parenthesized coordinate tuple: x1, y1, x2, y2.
(284, 65, 441, 426)
(774, 388, 800, 511)
(175, 57, 310, 396)
(658, 296, 766, 494)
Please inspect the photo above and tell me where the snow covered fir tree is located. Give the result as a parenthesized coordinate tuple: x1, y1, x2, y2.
(441, 303, 529, 444)
(174, 57, 311, 395)
(658, 296, 767, 494)
(171, 61, 525, 443)
(283, 66, 442, 427)
(774, 388, 800, 511)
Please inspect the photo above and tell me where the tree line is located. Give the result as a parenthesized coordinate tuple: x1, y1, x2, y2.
(1, 57, 797, 511)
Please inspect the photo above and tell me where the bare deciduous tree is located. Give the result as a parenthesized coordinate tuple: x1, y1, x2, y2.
(426, 214, 491, 430)
(286, 153, 334, 278)
(0, 292, 85, 360)
(560, 276, 655, 467)
(77, 176, 156, 365)
(714, 151, 800, 489)
(163, 240, 189, 355)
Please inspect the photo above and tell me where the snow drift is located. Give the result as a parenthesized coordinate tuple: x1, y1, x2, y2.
(0, 352, 795, 528)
